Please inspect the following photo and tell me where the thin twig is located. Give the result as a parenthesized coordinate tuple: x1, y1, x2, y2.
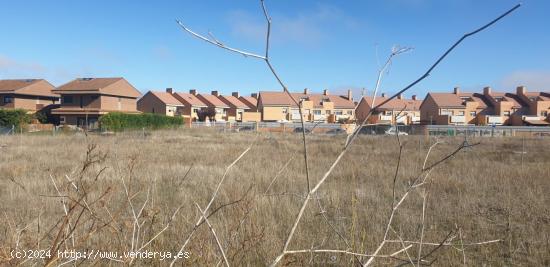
(195, 203, 230, 267)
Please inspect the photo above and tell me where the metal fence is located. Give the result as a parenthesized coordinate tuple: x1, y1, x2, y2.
(190, 121, 346, 133)
(425, 125, 550, 137)
(0, 125, 15, 135)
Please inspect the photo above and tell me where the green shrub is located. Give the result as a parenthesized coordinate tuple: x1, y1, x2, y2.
(99, 112, 183, 131)
(0, 109, 32, 127)
(34, 111, 49, 124)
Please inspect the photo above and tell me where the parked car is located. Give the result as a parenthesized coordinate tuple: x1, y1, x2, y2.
(358, 127, 376, 135)
(238, 126, 255, 132)
(385, 127, 408, 136)
(326, 128, 346, 135)
(294, 127, 311, 133)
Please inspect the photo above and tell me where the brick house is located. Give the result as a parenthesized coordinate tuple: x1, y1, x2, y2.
(480, 86, 527, 125)
(239, 93, 258, 112)
(257, 89, 355, 122)
(196, 91, 230, 121)
(514, 86, 550, 126)
(420, 87, 491, 125)
(0, 79, 59, 112)
(172, 89, 208, 121)
(218, 92, 257, 122)
(52, 77, 141, 128)
(356, 93, 421, 125)
(137, 88, 184, 116)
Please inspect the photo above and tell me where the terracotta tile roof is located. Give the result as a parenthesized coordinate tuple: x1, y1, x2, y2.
(0, 79, 39, 92)
(460, 93, 489, 109)
(150, 91, 183, 106)
(219, 95, 249, 109)
(360, 96, 422, 111)
(258, 91, 355, 109)
(57, 78, 122, 91)
(54, 77, 141, 98)
(173, 92, 207, 107)
(427, 93, 468, 108)
(198, 94, 229, 108)
(523, 91, 550, 101)
(291, 93, 355, 109)
(259, 91, 298, 107)
(0, 79, 58, 97)
(239, 96, 258, 109)
(489, 92, 524, 108)
(502, 94, 524, 108)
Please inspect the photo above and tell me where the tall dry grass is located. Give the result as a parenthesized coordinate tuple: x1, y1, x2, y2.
(0, 129, 548, 266)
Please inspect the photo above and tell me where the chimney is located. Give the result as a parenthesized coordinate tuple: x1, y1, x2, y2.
(304, 88, 309, 95)
(347, 89, 352, 101)
(516, 86, 527, 96)
(397, 93, 403, 99)
(251, 93, 258, 99)
(412, 95, 417, 100)
(189, 89, 197, 95)
(232, 92, 239, 98)
(211, 90, 219, 96)
(166, 88, 173, 94)
(483, 86, 492, 96)
(381, 93, 386, 98)
(323, 89, 329, 96)
(453, 87, 460, 95)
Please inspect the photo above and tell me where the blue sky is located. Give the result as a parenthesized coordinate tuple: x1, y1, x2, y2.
(1, 0, 548, 98)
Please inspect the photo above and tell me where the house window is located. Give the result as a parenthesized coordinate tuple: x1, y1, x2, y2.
(347, 110, 353, 115)
(3, 95, 14, 104)
(326, 110, 331, 115)
(313, 110, 321, 115)
(193, 108, 199, 114)
(385, 111, 393, 115)
(503, 111, 510, 116)
(457, 111, 465, 116)
(334, 110, 343, 115)
(440, 109, 451, 116)
(470, 111, 476, 117)
(282, 108, 289, 114)
(541, 111, 548, 117)
(60, 116, 66, 124)
(63, 96, 73, 104)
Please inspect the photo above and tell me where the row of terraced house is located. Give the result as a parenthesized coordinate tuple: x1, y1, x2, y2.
(0, 77, 549, 128)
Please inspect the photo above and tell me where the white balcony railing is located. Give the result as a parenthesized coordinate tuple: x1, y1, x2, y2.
(487, 116, 503, 124)
(379, 115, 392, 121)
(450, 115, 466, 123)
(291, 113, 301, 120)
(313, 114, 326, 121)
(396, 116, 407, 123)
(522, 115, 541, 121)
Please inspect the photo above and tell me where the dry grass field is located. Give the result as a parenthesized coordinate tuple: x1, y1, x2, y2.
(0, 129, 549, 266)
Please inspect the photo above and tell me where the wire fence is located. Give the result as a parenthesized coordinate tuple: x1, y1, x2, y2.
(424, 125, 550, 137)
(2, 122, 550, 138)
(0, 125, 15, 135)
